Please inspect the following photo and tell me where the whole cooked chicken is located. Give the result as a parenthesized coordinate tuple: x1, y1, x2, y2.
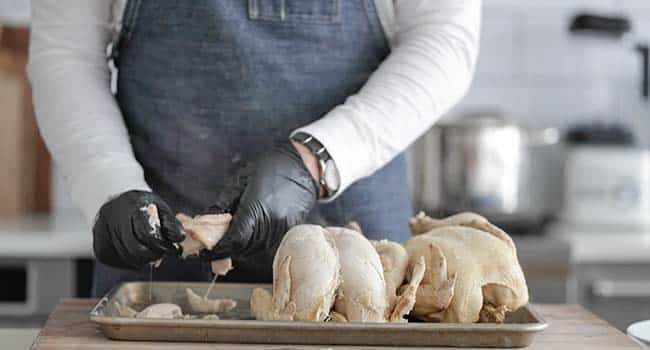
(405, 212, 529, 323)
(250, 225, 340, 322)
(327, 226, 388, 322)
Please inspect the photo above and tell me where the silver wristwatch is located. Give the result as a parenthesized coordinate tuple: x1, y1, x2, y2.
(291, 132, 340, 198)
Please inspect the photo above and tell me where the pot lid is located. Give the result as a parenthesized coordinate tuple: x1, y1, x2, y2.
(440, 110, 513, 128)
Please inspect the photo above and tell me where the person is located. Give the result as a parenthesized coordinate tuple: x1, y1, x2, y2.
(28, 0, 481, 297)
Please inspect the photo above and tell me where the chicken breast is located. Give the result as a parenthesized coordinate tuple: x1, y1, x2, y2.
(250, 225, 340, 322)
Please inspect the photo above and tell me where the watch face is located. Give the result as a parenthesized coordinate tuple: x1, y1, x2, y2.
(323, 159, 340, 192)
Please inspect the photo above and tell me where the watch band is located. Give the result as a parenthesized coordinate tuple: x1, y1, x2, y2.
(291, 132, 338, 197)
(292, 132, 330, 161)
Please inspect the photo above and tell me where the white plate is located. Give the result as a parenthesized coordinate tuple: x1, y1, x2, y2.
(628, 320, 650, 346)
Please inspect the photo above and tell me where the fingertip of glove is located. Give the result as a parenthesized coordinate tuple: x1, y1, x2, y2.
(158, 211, 185, 242)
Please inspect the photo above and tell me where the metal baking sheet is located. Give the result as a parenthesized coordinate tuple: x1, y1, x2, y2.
(90, 282, 547, 347)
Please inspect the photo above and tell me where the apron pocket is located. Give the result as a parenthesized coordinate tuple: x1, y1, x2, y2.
(248, 0, 340, 24)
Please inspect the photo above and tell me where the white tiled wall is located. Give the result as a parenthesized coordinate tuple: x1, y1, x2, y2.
(411, 0, 650, 210)
(0, 0, 30, 25)
(446, 0, 650, 136)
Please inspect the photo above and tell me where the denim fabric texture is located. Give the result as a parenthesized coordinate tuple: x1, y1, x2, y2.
(92, 0, 413, 297)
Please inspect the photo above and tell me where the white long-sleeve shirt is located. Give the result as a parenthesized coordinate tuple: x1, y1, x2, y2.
(28, 0, 481, 227)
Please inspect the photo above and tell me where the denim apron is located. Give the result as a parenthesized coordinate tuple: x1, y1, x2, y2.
(92, 0, 413, 297)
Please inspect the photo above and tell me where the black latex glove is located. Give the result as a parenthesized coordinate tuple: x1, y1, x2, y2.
(201, 142, 319, 261)
(92, 190, 185, 270)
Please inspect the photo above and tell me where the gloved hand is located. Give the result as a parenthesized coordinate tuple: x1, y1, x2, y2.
(93, 190, 185, 270)
(201, 142, 319, 261)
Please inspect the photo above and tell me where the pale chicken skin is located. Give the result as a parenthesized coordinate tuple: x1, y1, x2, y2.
(251, 224, 424, 323)
(372, 239, 409, 310)
(405, 212, 529, 323)
(250, 225, 340, 322)
(176, 213, 233, 275)
(176, 213, 231, 257)
(135, 303, 183, 319)
(327, 226, 388, 322)
(186, 288, 237, 314)
(346, 222, 425, 323)
(372, 239, 425, 322)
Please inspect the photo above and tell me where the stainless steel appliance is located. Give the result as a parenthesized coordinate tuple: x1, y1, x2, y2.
(558, 124, 650, 332)
(434, 113, 561, 231)
(561, 123, 650, 228)
(0, 258, 75, 316)
(563, 146, 650, 227)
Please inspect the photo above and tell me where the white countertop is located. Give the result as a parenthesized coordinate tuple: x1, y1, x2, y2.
(0, 212, 92, 258)
(549, 222, 650, 264)
(0, 328, 40, 350)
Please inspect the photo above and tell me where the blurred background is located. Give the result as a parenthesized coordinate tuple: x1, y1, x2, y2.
(1, 0, 649, 332)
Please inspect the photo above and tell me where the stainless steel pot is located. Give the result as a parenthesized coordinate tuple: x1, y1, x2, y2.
(437, 113, 561, 229)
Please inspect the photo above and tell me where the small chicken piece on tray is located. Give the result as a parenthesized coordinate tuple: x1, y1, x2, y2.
(114, 301, 138, 318)
(135, 303, 183, 319)
(113, 290, 236, 320)
(186, 288, 237, 314)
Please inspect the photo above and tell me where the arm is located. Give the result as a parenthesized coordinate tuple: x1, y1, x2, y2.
(201, 0, 480, 263)
(28, 0, 150, 226)
(293, 0, 481, 195)
(29, 1, 185, 269)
